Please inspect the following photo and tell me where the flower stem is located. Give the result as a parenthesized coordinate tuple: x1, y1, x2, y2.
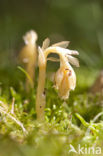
(26, 45, 37, 91)
(36, 65, 46, 120)
(36, 47, 65, 120)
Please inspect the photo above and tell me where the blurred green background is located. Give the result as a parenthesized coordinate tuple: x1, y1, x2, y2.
(0, 0, 103, 67)
(0, 2, 103, 156)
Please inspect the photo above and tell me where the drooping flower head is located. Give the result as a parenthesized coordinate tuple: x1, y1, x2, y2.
(36, 38, 79, 120)
(54, 57, 78, 99)
(38, 38, 79, 100)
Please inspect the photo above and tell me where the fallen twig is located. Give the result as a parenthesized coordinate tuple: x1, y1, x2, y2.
(0, 106, 28, 135)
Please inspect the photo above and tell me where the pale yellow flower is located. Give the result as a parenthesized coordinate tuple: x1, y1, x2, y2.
(54, 62, 77, 100)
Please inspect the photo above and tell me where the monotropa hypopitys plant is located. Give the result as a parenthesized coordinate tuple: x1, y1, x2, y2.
(36, 38, 79, 120)
(19, 30, 38, 91)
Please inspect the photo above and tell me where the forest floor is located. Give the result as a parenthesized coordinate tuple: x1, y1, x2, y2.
(0, 65, 103, 156)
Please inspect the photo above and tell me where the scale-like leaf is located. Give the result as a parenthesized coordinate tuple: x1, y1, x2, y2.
(52, 41, 70, 48)
(42, 38, 50, 50)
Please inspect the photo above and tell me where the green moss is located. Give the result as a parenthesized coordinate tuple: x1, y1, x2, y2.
(0, 66, 103, 156)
